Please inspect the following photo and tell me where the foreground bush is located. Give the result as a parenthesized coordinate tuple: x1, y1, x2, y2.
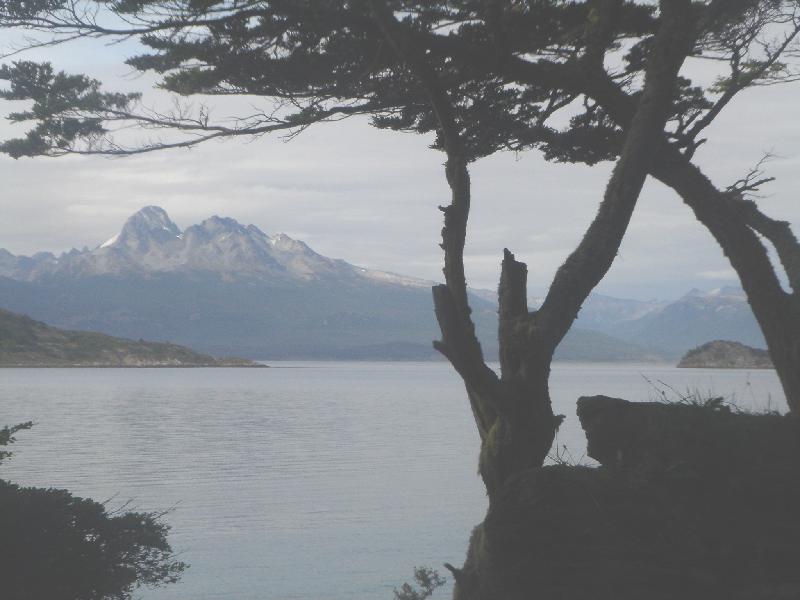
(0, 425, 185, 600)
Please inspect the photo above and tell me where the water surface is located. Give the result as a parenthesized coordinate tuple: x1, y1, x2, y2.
(0, 362, 786, 599)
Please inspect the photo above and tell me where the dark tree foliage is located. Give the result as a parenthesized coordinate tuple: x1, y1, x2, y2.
(0, 1, 786, 160)
(0, 1, 656, 159)
(0, 62, 139, 157)
(393, 567, 446, 600)
(0, 0, 791, 183)
(0, 421, 32, 464)
(0, 425, 186, 600)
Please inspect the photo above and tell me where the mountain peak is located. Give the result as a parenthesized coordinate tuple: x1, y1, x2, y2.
(124, 206, 181, 236)
(716, 286, 746, 298)
(6, 207, 428, 284)
(271, 233, 314, 254)
(682, 286, 745, 301)
(199, 215, 246, 235)
(102, 206, 182, 251)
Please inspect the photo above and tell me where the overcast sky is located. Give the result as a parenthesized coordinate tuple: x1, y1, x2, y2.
(1, 35, 799, 301)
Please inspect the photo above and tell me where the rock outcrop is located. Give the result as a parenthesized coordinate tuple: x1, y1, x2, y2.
(678, 339, 773, 369)
(451, 395, 800, 600)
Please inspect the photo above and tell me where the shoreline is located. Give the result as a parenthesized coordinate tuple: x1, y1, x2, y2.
(0, 363, 269, 369)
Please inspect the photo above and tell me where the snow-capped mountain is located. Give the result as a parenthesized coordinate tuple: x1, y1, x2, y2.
(624, 287, 764, 354)
(0, 206, 659, 361)
(0, 207, 765, 360)
(572, 286, 764, 357)
(0, 206, 433, 287)
(473, 285, 763, 359)
(574, 294, 666, 330)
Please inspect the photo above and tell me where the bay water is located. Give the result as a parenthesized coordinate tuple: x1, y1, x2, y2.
(0, 362, 786, 599)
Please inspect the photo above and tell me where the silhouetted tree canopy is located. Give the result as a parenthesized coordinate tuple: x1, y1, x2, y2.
(0, 425, 186, 600)
(2, 1, 795, 162)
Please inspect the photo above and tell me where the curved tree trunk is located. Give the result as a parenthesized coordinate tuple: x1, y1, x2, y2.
(582, 81, 800, 414)
(369, 0, 558, 497)
(651, 148, 800, 414)
(511, 42, 800, 415)
(507, 29, 800, 415)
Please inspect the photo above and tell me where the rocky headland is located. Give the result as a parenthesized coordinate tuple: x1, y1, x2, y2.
(0, 308, 263, 367)
(678, 340, 773, 369)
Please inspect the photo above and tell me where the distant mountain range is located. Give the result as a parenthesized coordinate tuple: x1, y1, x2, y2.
(572, 287, 766, 357)
(477, 286, 765, 360)
(0, 205, 431, 286)
(0, 206, 765, 361)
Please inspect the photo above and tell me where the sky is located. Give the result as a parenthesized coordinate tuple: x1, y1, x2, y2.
(1, 33, 799, 301)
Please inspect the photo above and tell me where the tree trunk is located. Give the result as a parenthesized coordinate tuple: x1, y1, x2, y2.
(431, 170, 558, 498)
(371, 3, 705, 598)
(539, 49, 800, 414)
(369, 1, 562, 495)
(454, 0, 800, 413)
(652, 148, 800, 414)
(372, 0, 696, 493)
(434, 0, 696, 499)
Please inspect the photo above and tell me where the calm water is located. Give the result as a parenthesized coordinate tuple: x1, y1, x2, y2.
(0, 362, 787, 600)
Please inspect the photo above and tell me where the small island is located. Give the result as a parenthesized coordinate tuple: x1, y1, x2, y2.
(0, 308, 264, 367)
(677, 340, 773, 369)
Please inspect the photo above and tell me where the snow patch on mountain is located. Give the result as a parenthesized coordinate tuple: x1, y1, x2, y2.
(359, 269, 435, 288)
(99, 234, 119, 249)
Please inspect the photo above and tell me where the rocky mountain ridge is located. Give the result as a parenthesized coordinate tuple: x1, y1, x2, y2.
(479, 286, 765, 358)
(590, 287, 765, 357)
(0, 206, 431, 287)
